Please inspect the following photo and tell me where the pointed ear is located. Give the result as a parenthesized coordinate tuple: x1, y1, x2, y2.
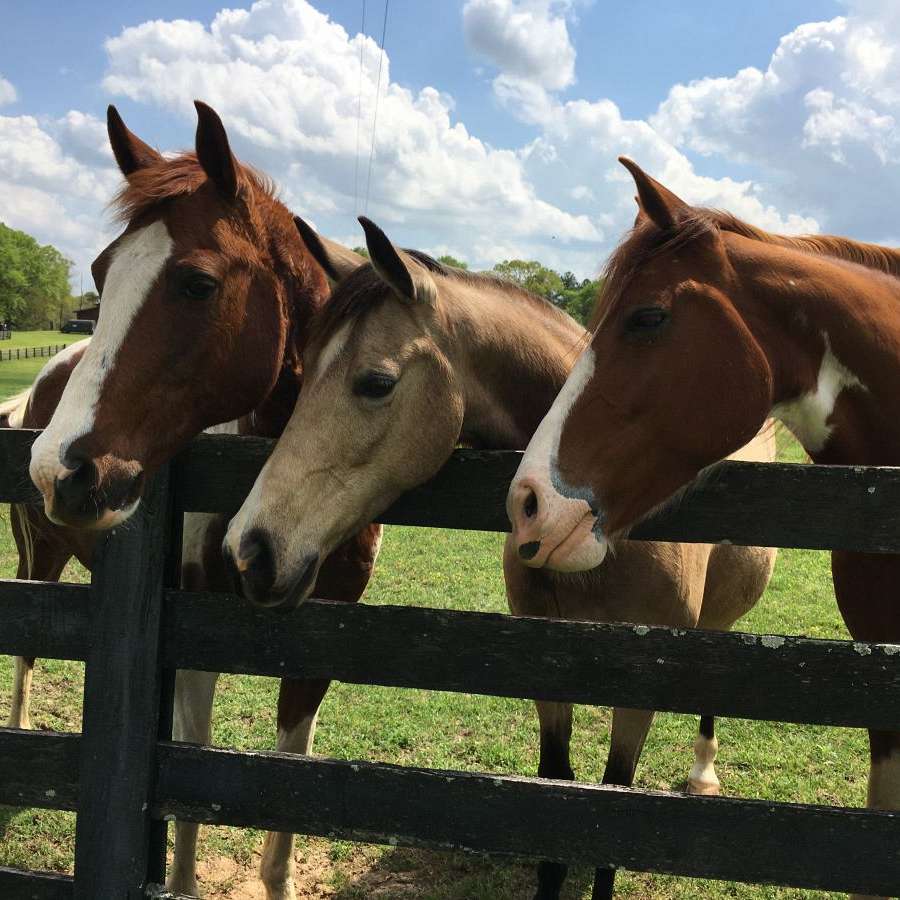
(358, 217, 437, 306)
(294, 217, 366, 285)
(632, 194, 647, 228)
(107, 105, 162, 177)
(194, 100, 239, 199)
(619, 157, 691, 231)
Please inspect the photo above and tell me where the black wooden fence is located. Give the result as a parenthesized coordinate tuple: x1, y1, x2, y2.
(0, 344, 69, 363)
(1, 427, 900, 897)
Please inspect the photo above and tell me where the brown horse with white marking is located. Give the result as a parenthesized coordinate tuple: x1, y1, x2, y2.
(221, 216, 776, 900)
(11, 103, 380, 899)
(509, 157, 900, 900)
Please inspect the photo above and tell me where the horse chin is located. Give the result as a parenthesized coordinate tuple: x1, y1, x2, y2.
(542, 518, 608, 573)
(44, 498, 140, 532)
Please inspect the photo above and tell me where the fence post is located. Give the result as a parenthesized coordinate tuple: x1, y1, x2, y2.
(73, 465, 176, 898)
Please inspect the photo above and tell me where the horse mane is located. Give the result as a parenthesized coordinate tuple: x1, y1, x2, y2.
(111, 151, 278, 223)
(591, 208, 900, 330)
(310, 248, 575, 346)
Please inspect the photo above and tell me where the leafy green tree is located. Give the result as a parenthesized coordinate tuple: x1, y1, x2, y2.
(352, 246, 370, 259)
(560, 278, 602, 326)
(491, 259, 564, 304)
(437, 254, 468, 270)
(79, 290, 100, 307)
(0, 223, 74, 328)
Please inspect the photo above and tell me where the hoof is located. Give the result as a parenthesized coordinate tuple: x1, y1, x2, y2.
(165, 876, 200, 898)
(687, 778, 721, 796)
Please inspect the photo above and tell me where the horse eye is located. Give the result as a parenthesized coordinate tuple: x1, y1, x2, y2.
(182, 274, 218, 300)
(353, 372, 397, 400)
(625, 306, 669, 333)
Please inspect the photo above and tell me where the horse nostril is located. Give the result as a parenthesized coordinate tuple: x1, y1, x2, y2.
(53, 456, 98, 515)
(518, 540, 541, 561)
(524, 489, 538, 519)
(235, 529, 277, 603)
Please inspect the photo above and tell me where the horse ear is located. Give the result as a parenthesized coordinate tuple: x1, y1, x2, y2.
(358, 217, 437, 306)
(194, 100, 239, 199)
(107, 105, 162, 177)
(294, 217, 366, 285)
(632, 194, 647, 228)
(619, 157, 691, 231)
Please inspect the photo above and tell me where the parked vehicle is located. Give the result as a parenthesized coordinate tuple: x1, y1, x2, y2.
(61, 319, 95, 335)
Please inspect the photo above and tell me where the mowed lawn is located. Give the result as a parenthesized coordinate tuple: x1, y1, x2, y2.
(0, 356, 869, 899)
(0, 332, 86, 399)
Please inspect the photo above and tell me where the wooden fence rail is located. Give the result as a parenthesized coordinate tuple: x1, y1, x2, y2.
(0, 343, 69, 363)
(1, 428, 900, 896)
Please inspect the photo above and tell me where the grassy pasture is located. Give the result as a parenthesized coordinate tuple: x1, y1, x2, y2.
(0, 355, 868, 898)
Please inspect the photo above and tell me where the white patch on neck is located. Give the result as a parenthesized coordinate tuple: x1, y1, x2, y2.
(29, 220, 173, 496)
(515, 346, 595, 488)
(313, 320, 352, 382)
(771, 333, 866, 454)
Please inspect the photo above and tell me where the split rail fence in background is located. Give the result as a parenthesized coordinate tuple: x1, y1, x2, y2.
(1, 428, 900, 898)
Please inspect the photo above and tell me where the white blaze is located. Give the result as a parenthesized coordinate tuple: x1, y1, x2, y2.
(29, 220, 174, 501)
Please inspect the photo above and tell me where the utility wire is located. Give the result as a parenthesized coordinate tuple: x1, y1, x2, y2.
(353, 0, 367, 216)
(364, 0, 390, 216)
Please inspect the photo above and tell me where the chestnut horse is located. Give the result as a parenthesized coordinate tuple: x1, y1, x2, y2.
(221, 216, 776, 900)
(10, 103, 381, 899)
(509, 158, 900, 900)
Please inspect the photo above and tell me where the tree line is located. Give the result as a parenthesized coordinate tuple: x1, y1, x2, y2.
(0, 223, 80, 329)
(353, 249, 601, 325)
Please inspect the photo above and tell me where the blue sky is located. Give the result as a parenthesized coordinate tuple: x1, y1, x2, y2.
(1, 0, 895, 289)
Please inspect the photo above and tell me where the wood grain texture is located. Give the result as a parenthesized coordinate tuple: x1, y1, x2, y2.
(0, 580, 90, 660)
(172, 434, 900, 552)
(0, 728, 79, 810)
(0, 866, 74, 900)
(164, 593, 900, 729)
(153, 742, 900, 897)
(74, 469, 173, 899)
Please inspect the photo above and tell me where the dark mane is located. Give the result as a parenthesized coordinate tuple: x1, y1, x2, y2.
(310, 248, 576, 346)
(111, 151, 277, 222)
(591, 209, 900, 331)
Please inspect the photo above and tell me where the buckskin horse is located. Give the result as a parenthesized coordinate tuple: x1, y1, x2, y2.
(508, 157, 900, 900)
(221, 215, 777, 899)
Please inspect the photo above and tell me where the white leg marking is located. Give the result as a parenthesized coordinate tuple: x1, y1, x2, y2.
(259, 714, 319, 900)
(7, 657, 33, 730)
(30, 220, 174, 501)
(167, 669, 219, 897)
(688, 732, 721, 796)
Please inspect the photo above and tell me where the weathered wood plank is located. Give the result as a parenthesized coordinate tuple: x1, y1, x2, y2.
(0, 429, 41, 503)
(0, 729, 79, 810)
(164, 593, 900, 730)
(0, 580, 90, 660)
(172, 433, 900, 552)
(0, 866, 74, 900)
(74, 469, 173, 899)
(153, 742, 900, 896)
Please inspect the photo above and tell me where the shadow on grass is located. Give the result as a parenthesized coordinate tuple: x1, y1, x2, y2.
(332, 846, 594, 899)
(0, 805, 19, 841)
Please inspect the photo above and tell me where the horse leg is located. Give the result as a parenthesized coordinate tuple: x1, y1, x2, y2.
(167, 668, 219, 897)
(832, 550, 900, 900)
(259, 677, 331, 900)
(687, 715, 721, 796)
(591, 707, 656, 900)
(7, 504, 71, 730)
(531, 700, 575, 900)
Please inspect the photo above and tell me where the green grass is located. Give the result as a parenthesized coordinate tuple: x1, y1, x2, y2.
(0, 363, 868, 897)
(0, 334, 87, 401)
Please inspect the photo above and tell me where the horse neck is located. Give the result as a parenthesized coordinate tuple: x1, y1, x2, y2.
(437, 280, 587, 450)
(239, 207, 329, 439)
(731, 235, 900, 464)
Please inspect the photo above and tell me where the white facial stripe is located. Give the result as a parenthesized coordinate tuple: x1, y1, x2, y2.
(29, 220, 173, 498)
(771, 333, 866, 454)
(516, 346, 596, 488)
(313, 321, 352, 382)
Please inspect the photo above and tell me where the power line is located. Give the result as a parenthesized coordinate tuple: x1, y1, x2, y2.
(364, 0, 390, 216)
(353, 0, 367, 216)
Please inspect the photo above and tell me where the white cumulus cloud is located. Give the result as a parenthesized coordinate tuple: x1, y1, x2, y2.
(0, 75, 16, 106)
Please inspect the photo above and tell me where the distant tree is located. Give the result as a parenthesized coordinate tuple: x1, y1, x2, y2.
(0, 223, 74, 328)
(437, 254, 468, 270)
(561, 271, 579, 290)
(559, 277, 603, 326)
(352, 246, 370, 259)
(79, 290, 100, 306)
(491, 259, 564, 304)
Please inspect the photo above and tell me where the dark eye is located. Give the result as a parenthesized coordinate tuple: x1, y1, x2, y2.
(182, 273, 218, 300)
(625, 306, 669, 334)
(352, 372, 397, 400)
